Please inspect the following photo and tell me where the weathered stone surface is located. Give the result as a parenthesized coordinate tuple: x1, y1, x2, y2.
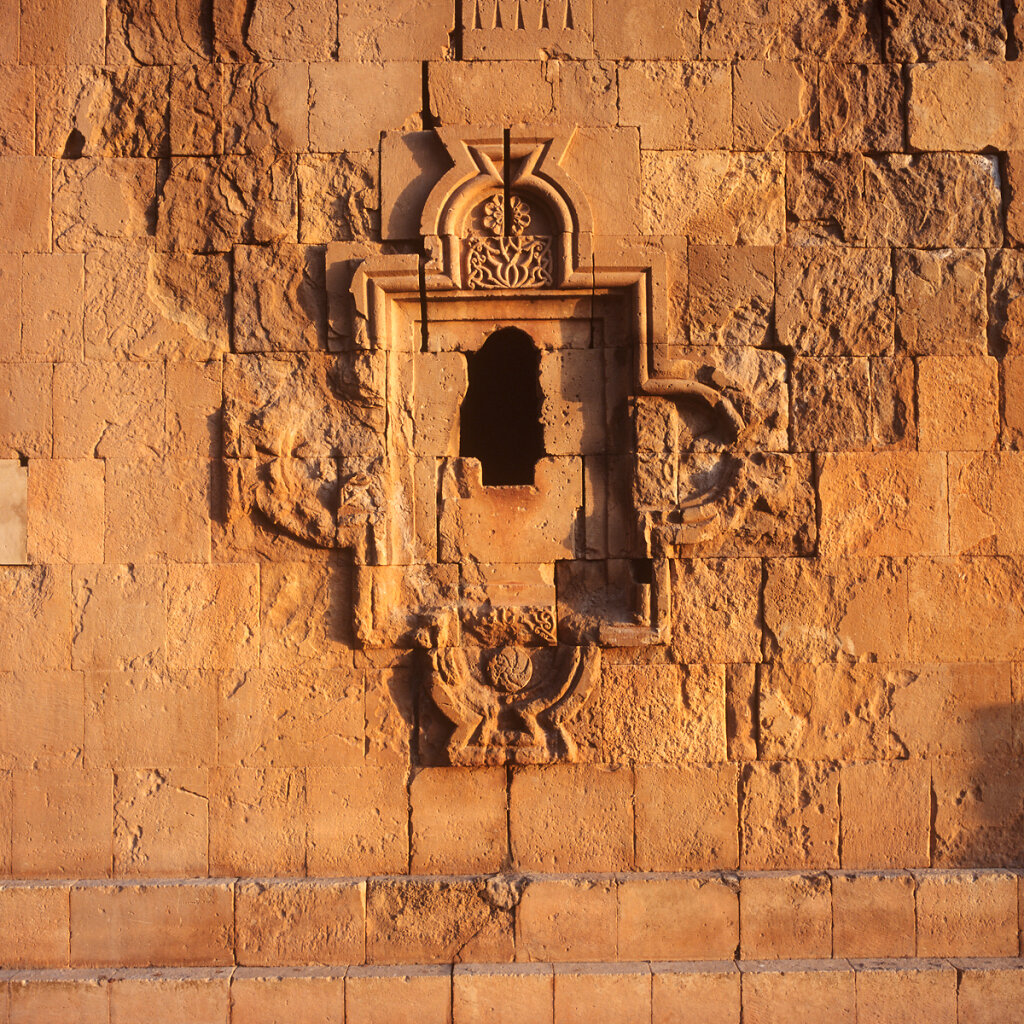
(366, 879, 514, 964)
(670, 558, 762, 663)
(22, 251, 85, 361)
(819, 62, 903, 152)
(916, 871, 1018, 957)
(958, 966, 1024, 1024)
(0, 67, 36, 156)
(554, 965, 651, 1024)
(741, 964, 856, 1024)
(20, 0, 105, 62)
(618, 62, 731, 150)
(429, 60, 556, 127)
(223, 64, 309, 155)
(0, 885, 70, 968)
(245, 0, 336, 60)
(0, 363, 51, 459)
(894, 248, 987, 355)
(169, 65, 222, 155)
(776, 248, 893, 354)
(453, 966, 552, 1024)
(0, 158, 50, 253)
(53, 158, 156, 252)
(918, 356, 999, 452)
(516, 879, 616, 962)
(347, 968, 451, 1024)
(106, 0, 209, 63)
(831, 873, 916, 958)
(109, 978, 229, 1023)
(36, 66, 169, 158)
(229, 974, 344, 1024)
(594, 0, 698, 58)
(688, 245, 774, 347)
(642, 151, 784, 243)
(340, 0, 451, 60)
(158, 156, 297, 252)
(739, 873, 831, 958)
(85, 245, 230, 360)
(0, 565, 72, 673)
(1007, 151, 1024, 248)
(740, 762, 839, 869)
(885, 0, 1006, 60)
(0, 670, 83, 769)
(652, 964, 739, 1024)
(818, 452, 948, 559)
(235, 881, 364, 966)
(167, 360, 223, 458)
(733, 60, 817, 150)
(791, 357, 870, 452)
(950, 453, 1024, 556)
(299, 152, 379, 243)
(991, 249, 1024, 349)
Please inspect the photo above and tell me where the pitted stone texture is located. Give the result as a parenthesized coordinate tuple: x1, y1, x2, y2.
(53, 159, 156, 252)
(594, 0, 699, 58)
(885, 0, 1007, 60)
(819, 63, 903, 152)
(687, 245, 774, 348)
(106, 0, 210, 63)
(299, 153, 380, 243)
(733, 60, 818, 151)
(222, 63, 309, 156)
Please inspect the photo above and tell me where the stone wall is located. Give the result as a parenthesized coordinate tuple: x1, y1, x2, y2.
(1, 0, 1024, 1020)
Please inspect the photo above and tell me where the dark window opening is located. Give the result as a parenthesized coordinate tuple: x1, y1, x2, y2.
(459, 327, 544, 486)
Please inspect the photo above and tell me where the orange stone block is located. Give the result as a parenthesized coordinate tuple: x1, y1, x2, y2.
(739, 874, 831, 959)
(0, 671, 83, 770)
(0, 884, 69, 967)
(740, 963, 855, 1024)
(831, 873, 916, 958)
(957, 964, 1024, 1024)
(453, 966, 553, 1024)
(10, 979, 108, 1024)
(27, 459, 104, 563)
(0, 565, 72, 673)
(854, 962, 956, 1024)
(346, 966, 452, 1024)
(515, 878, 617, 962)
(0, 362, 52, 458)
(553, 964, 652, 1024)
(916, 871, 1018, 957)
(917, 355, 999, 451)
(229, 973, 344, 1024)
(652, 963, 740, 1024)
(109, 976, 230, 1024)
(0, 158, 50, 253)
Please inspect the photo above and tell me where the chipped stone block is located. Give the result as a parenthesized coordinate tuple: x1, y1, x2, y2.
(601, 659, 688, 763)
(0, 364, 50, 460)
(840, 760, 930, 868)
(642, 151, 785, 244)
(688, 245, 773, 348)
(740, 762, 839, 870)
(894, 248, 987, 356)
(355, 563, 459, 649)
(778, 0, 882, 59)
(918, 356, 999, 452)
(167, 360, 223, 458)
(310, 62, 422, 152)
(510, 765, 633, 872)
(0, 462, 27, 566)
(340, 0, 451, 60)
(245, 0, 336, 60)
(22, 252, 84, 361)
(235, 880, 365, 967)
(85, 245, 229, 361)
(549, 61, 619, 127)
(0, 158, 50, 254)
(739, 873, 831, 958)
(594, 0, 698, 58)
(1007, 152, 1024, 248)
(698, 0, 778, 59)
(818, 451, 948, 559)
(36, 66, 169, 158)
(222, 63, 309, 156)
(991, 249, 1024, 349)
(776, 247, 893, 355)
(53, 158, 155, 252)
(113, 769, 209, 877)
(885, 0, 1006, 60)
(950, 453, 1024, 556)
(618, 62, 730, 150)
(515, 879, 616, 962)
(916, 871, 1018, 957)
(106, 0, 209, 63)
(726, 663, 757, 761)
(0, 670, 83, 770)
(170, 65, 223, 156)
(0, 885, 70, 968)
(831, 873, 916, 958)
(367, 879, 515, 964)
(0, 565, 72, 673)
(819, 62, 903, 152)
(299, 152, 380, 243)
(0, 67, 35, 156)
(158, 155, 297, 253)
(234, 243, 326, 353)
(791, 356, 870, 451)
(428, 60, 556, 127)
(733, 60, 818, 151)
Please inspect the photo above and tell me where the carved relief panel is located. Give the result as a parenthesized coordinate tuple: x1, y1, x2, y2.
(222, 126, 803, 766)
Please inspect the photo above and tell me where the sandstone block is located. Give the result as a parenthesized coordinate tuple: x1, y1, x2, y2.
(12, 768, 111, 877)
(106, 0, 209, 63)
(740, 873, 831, 958)
(0, 158, 49, 253)
(776, 247, 893, 354)
(785, 151, 867, 244)
(223, 64, 308, 156)
(113, 769, 209, 877)
(819, 63, 903, 152)
(740, 963, 855, 1024)
(741, 762, 838, 869)
(70, 883, 232, 967)
(244, 0, 336, 60)
(601, 660, 687, 764)
(27, 459, 104, 564)
(733, 61, 817, 150)
(831, 873, 916, 958)
(688, 245, 773, 348)
(957, 965, 1024, 1024)
(910, 557, 1024, 662)
(159, 156, 297, 252)
(299, 152, 379, 243)
(361, 651, 417, 767)
(554, 965, 652, 1024)
(53, 158, 155, 252)
(950, 453, 1024, 555)
(219, 670, 361, 768)
(71, 565, 165, 672)
(550, 61, 619, 127)
(516, 878, 616, 962)
(236, 880, 364, 966)
(698, 0, 777, 59)
(306, 766, 408, 875)
(340, 0, 451, 60)
(229, 974, 344, 1024)
(818, 452, 947, 559)
(618, 62, 731, 150)
(0, 252, 20, 353)
(778, 0, 882, 59)
(22, 252, 84, 361)
(1007, 355, 1024, 449)
(169, 65, 222, 155)
(642, 151, 784, 243)
(310, 62, 421, 152)
(894, 248, 986, 356)
(870, 355, 916, 449)
(619, 876, 738, 960)
(932, 757, 1024, 866)
(0, 67, 34, 156)
(885, 0, 1006, 60)
(85, 246, 229, 361)
(840, 760, 930, 868)
(991, 249, 1024, 349)
(428, 60, 556, 127)
(855, 961, 956, 1024)
(916, 871, 1018, 957)
(1007, 152, 1024, 248)
(594, 0, 698, 58)
(0, 364, 50, 459)
(53, 361, 164, 459)
(37, 66, 169, 158)
(85, 669, 216, 769)
(669, 557, 762, 663)
(346, 967, 451, 1024)
(635, 764, 738, 871)
(726, 663, 757, 761)
(367, 879, 514, 964)
(10, 979, 108, 1024)
(20, 0, 104, 61)
(758, 662, 894, 760)
(0, 565, 72, 672)
(0, 671, 83, 770)
(0, 884, 69, 968)
(454, 966, 554, 1024)
(209, 768, 306, 876)
(0, 771, 8, 876)
(652, 964, 739, 1024)
(764, 557, 910, 662)
(109, 977, 229, 1024)
(510, 765, 633, 872)
(411, 767, 507, 875)
(167, 360, 223, 458)
(0, 461, 26, 566)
